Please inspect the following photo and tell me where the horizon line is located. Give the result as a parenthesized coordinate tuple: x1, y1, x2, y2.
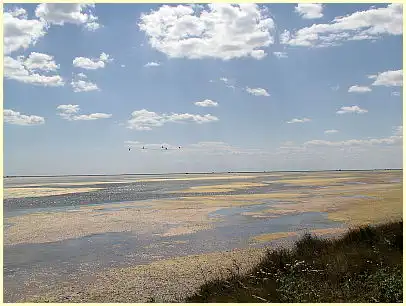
(3, 168, 403, 178)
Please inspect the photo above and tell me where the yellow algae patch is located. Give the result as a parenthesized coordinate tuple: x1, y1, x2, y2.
(151, 193, 305, 210)
(160, 224, 214, 237)
(4, 187, 102, 199)
(276, 177, 364, 186)
(328, 187, 403, 226)
(242, 208, 300, 218)
(29, 248, 265, 303)
(136, 175, 257, 183)
(252, 231, 298, 242)
(4, 205, 220, 246)
(173, 182, 268, 193)
(5, 180, 138, 189)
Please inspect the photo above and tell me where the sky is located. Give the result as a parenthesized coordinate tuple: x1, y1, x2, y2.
(3, 3, 403, 175)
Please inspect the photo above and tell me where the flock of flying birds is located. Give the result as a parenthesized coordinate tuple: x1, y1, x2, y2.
(128, 145, 182, 152)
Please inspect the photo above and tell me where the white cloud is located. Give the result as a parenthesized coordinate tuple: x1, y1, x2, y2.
(194, 99, 218, 107)
(127, 109, 219, 130)
(144, 62, 160, 67)
(4, 7, 47, 55)
(73, 53, 113, 70)
(393, 125, 403, 136)
(121, 64, 126, 68)
(4, 55, 64, 87)
(22, 52, 59, 72)
(324, 129, 339, 134)
(35, 3, 100, 31)
(246, 87, 270, 96)
(279, 30, 291, 44)
(84, 20, 101, 32)
(284, 4, 402, 47)
(287, 118, 311, 124)
(331, 85, 340, 91)
(370, 69, 403, 87)
(348, 85, 371, 93)
(305, 134, 402, 147)
(295, 4, 323, 19)
(391, 91, 401, 96)
(76, 72, 87, 79)
(138, 4, 275, 60)
(336, 105, 368, 114)
(273, 51, 288, 58)
(71, 79, 99, 92)
(57, 104, 111, 121)
(219, 77, 236, 90)
(73, 113, 112, 120)
(4, 109, 45, 126)
(99, 52, 113, 63)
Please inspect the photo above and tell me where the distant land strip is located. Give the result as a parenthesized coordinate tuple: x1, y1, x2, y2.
(3, 169, 402, 179)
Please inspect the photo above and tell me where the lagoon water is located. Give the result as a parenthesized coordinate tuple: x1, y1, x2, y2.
(3, 170, 402, 302)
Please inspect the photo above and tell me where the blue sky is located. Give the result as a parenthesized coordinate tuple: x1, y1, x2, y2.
(4, 3, 403, 175)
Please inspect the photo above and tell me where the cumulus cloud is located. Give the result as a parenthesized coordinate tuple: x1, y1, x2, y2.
(194, 99, 218, 107)
(73, 53, 113, 70)
(336, 105, 368, 114)
(4, 7, 47, 55)
(4, 4, 101, 55)
(273, 51, 288, 58)
(246, 87, 270, 96)
(22, 52, 60, 72)
(57, 104, 111, 121)
(127, 109, 219, 130)
(287, 118, 311, 124)
(71, 79, 99, 92)
(35, 3, 101, 31)
(324, 129, 339, 134)
(138, 4, 275, 60)
(348, 85, 371, 93)
(370, 69, 403, 87)
(283, 4, 402, 47)
(144, 62, 160, 67)
(4, 109, 45, 126)
(295, 4, 324, 19)
(4, 55, 64, 87)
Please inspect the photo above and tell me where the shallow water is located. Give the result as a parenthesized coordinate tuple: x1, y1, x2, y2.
(4, 208, 341, 302)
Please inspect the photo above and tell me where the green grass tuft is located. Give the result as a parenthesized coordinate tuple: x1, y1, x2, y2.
(186, 221, 403, 303)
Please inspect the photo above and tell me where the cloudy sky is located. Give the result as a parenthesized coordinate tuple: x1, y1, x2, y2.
(4, 3, 403, 175)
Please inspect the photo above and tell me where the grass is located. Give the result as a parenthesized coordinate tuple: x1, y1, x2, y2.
(186, 221, 403, 303)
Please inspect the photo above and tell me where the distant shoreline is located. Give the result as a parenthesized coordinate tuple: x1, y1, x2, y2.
(3, 168, 402, 179)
